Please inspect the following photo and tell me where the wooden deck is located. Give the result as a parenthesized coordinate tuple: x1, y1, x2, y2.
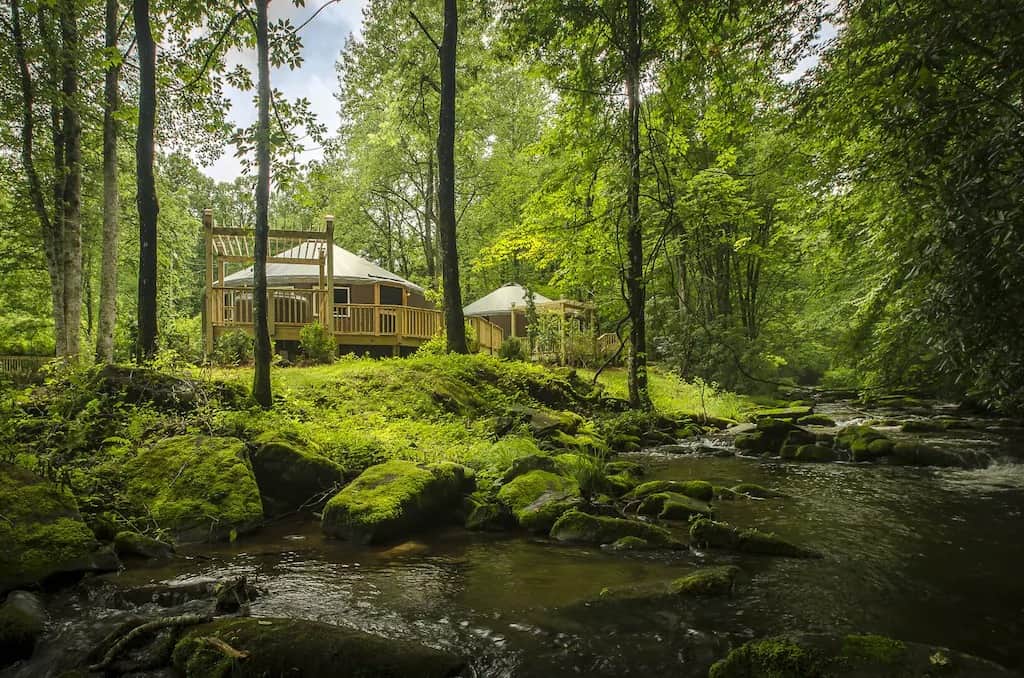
(210, 288, 504, 354)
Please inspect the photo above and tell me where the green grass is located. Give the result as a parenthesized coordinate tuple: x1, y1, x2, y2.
(579, 365, 751, 421)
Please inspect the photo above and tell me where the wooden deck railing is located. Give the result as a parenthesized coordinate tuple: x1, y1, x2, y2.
(210, 287, 504, 353)
(0, 355, 51, 381)
(468, 316, 503, 354)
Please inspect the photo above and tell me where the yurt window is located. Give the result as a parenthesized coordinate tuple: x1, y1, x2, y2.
(333, 286, 350, 318)
(379, 284, 404, 306)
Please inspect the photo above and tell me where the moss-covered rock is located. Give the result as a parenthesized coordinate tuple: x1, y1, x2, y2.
(780, 444, 837, 462)
(123, 436, 263, 543)
(0, 591, 46, 668)
(690, 518, 821, 558)
(605, 535, 656, 551)
(709, 633, 1016, 677)
(604, 460, 646, 478)
(499, 454, 557, 484)
(627, 479, 715, 502)
(671, 565, 741, 596)
(736, 418, 814, 456)
(322, 460, 472, 544)
(900, 419, 947, 433)
(550, 429, 608, 455)
(113, 531, 174, 560)
(0, 463, 112, 592)
(889, 441, 985, 468)
(753, 406, 813, 422)
(461, 492, 513, 531)
(798, 414, 836, 427)
(637, 492, 712, 520)
(549, 509, 680, 547)
(835, 426, 893, 461)
(497, 470, 579, 532)
(250, 440, 345, 516)
(601, 472, 638, 497)
(709, 637, 819, 677)
(730, 483, 788, 499)
(171, 617, 466, 677)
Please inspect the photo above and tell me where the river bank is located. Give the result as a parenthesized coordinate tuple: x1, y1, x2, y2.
(2, 357, 1022, 676)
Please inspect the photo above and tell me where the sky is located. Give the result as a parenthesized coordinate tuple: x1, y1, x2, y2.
(200, 0, 369, 182)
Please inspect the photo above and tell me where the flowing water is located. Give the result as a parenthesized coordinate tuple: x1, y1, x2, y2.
(8, 402, 1024, 677)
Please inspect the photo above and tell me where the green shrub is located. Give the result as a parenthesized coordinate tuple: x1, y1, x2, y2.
(212, 330, 254, 366)
(299, 323, 335, 364)
(498, 336, 527, 361)
(160, 315, 203, 364)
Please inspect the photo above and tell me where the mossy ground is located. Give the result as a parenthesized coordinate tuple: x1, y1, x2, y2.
(1, 353, 746, 552)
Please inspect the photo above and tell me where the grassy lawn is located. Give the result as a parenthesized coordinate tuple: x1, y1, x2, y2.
(579, 365, 751, 421)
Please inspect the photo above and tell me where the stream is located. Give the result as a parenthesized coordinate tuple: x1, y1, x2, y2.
(7, 400, 1024, 677)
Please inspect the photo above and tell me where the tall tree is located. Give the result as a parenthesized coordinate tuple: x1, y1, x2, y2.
(58, 0, 83, 358)
(134, 0, 159, 360)
(622, 0, 648, 407)
(251, 0, 273, 408)
(96, 0, 120, 363)
(436, 0, 467, 353)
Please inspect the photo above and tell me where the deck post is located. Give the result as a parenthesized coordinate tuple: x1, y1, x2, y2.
(510, 302, 517, 339)
(325, 215, 335, 336)
(203, 209, 214, 357)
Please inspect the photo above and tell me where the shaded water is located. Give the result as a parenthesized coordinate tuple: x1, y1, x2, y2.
(9, 403, 1024, 677)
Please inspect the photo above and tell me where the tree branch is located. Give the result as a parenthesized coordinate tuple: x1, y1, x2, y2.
(409, 11, 440, 51)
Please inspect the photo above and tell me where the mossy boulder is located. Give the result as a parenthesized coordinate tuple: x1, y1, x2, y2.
(709, 633, 1016, 677)
(798, 414, 836, 427)
(627, 479, 715, 502)
(549, 429, 608, 455)
(900, 419, 947, 433)
(753, 406, 813, 422)
(549, 509, 680, 548)
(322, 460, 472, 544)
(250, 440, 345, 516)
(730, 483, 788, 499)
(781, 444, 838, 462)
(606, 536, 656, 551)
(171, 617, 466, 677)
(736, 418, 812, 456)
(690, 518, 821, 558)
(0, 463, 112, 592)
(637, 492, 712, 520)
(671, 565, 741, 597)
(113, 531, 174, 560)
(461, 493, 513, 531)
(123, 436, 263, 543)
(499, 454, 557, 484)
(497, 470, 579, 532)
(0, 591, 46, 668)
(603, 461, 645, 478)
(889, 441, 985, 468)
(601, 473, 638, 497)
(835, 426, 893, 461)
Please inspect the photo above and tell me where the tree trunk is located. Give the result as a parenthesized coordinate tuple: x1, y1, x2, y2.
(10, 0, 65, 357)
(134, 0, 159, 360)
(251, 0, 273, 408)
(59, 0, 83, 358)
(437, 0, 467, 354)
(96, 0, 120, 363)
(624, 0, 650, 408)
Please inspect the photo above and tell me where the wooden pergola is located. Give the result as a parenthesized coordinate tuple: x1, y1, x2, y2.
(203, 210, 336, 355)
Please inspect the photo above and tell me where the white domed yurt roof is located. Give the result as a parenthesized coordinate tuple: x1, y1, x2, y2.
(223, 241, 422, 293)
(462, 283, 552, 316)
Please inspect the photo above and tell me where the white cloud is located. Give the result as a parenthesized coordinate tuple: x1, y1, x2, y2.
(199, 0, 367, 183)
